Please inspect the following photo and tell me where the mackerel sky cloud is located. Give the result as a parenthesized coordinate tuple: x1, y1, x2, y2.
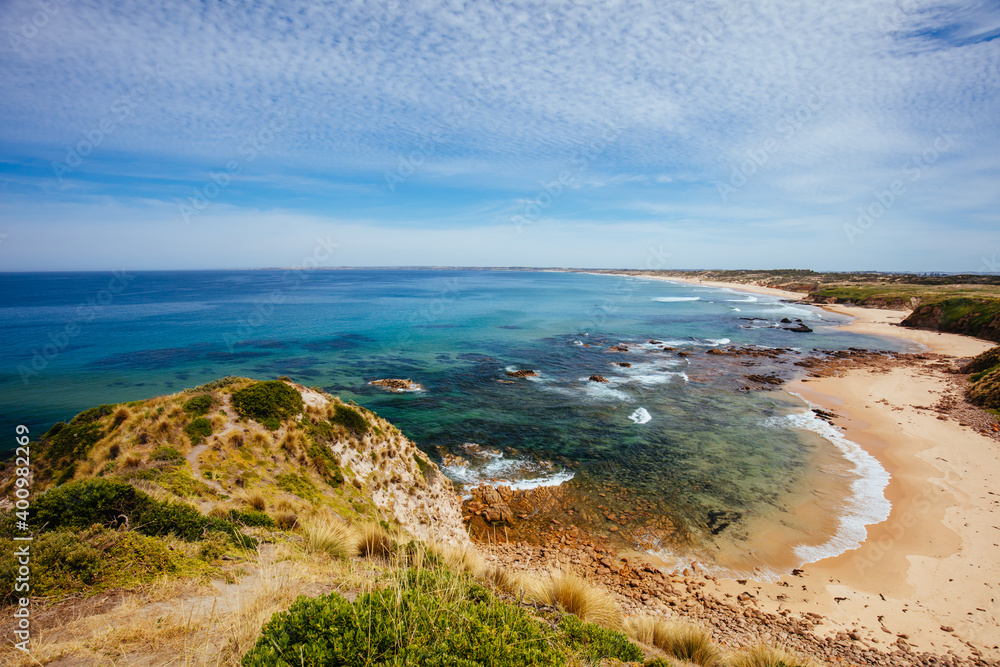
(0, 0, 998, 270)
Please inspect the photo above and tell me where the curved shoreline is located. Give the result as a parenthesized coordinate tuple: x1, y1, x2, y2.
(627, 273, 998, 659)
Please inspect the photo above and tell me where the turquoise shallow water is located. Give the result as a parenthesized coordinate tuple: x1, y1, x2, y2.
(0, 269, 914, 573)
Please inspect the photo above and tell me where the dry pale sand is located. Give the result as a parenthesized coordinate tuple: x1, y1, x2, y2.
(656, 279, 999, 659)
(652, 273, 810, 302)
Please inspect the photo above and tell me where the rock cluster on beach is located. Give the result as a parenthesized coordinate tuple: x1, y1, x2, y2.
(481, 536, 997, 667)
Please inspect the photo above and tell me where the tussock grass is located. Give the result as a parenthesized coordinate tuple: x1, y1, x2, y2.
(274, 511, 298, 530)
(726, 644, 819, 667)
(530, 570, 622, 630)
(246, 491, 267, 512)
(248, 430, 272, 449)
(626, 615, 722, 666)
(434, 542, 486, 576)
(303, 518, 358, 559)
(357, 520, 394, 558)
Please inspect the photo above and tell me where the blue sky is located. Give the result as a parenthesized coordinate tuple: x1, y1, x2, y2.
(1, 0, 998, 271)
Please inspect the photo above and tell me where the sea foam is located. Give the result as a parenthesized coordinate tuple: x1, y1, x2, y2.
(629, 407, 652, 424)
(651, 296, 701, 302)
(778, 400, 892, 567)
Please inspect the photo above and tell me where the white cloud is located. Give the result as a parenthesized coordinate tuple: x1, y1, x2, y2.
(0, 0, 997, 269)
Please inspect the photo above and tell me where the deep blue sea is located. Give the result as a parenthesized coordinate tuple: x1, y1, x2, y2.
(0, 269, 914, 576)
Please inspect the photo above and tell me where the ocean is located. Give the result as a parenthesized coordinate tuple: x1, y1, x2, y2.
(0, 269, 915, 577)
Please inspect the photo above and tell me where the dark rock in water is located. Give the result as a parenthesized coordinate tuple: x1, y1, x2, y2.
(506, 369, 538, 378)
(648, 340, 662, 344)
(746, 374, 784, 385)
(676, 351, 692, 357)
(781, 317, 792, 323)
(660, 346, 676, 351)
(609, 345, 629, 352)
(707, 509, 742, 535)
(589, 375, 610, 383)
(706, 348, 727, 356)
(784, 324, 813, 333)
(613, 362, 632, 368)
(812, 408, 839, 423)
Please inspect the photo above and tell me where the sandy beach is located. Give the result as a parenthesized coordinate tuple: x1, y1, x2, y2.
(650, 276, 999, 660)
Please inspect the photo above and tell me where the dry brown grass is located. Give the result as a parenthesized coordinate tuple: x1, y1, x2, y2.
(274, 511, 298, 530)
(725, 645, 819, 667)
(246, 491, 267, 512)
(304, 518, 358, 559)
(122, 452, 143, 468)
(356, 520, 394, 559)
(530, 570, 622, 629)
(248, 430, 272, 449)
(626, 615, 722, 666)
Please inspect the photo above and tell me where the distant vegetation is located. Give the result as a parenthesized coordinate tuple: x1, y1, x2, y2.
(595, 269, 1000, 342)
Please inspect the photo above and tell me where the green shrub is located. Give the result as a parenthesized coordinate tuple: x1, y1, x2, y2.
(184, 417, 213, 444)
(330, 404, 369, 434)
(276, 473, 318, 501)
(71, 404, 116, 424)
(225, 508, 275, 528)
(966, 346, 1000, 374)
(32, 478, 253, 547)
(232, 380, 304, 423)
(54, 462, 77, 486)
(413, 452, 430, 479)
(183, 394, 214, 416)
(243, 570, 564, 667)
(969, 368, 1000, 409)
(151, 446, 185, 464)
(261, 417, 280, 431)
(307, 442, 344, 486)
(37, 420, 105, 476)
(557, 614, 644, 663)
(0, 526, 187, 604)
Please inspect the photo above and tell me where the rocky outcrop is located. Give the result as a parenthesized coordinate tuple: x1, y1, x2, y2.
(371, 378, 424, 392)
(506, 369, 539, 378)
(588, 375, 609, 383)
